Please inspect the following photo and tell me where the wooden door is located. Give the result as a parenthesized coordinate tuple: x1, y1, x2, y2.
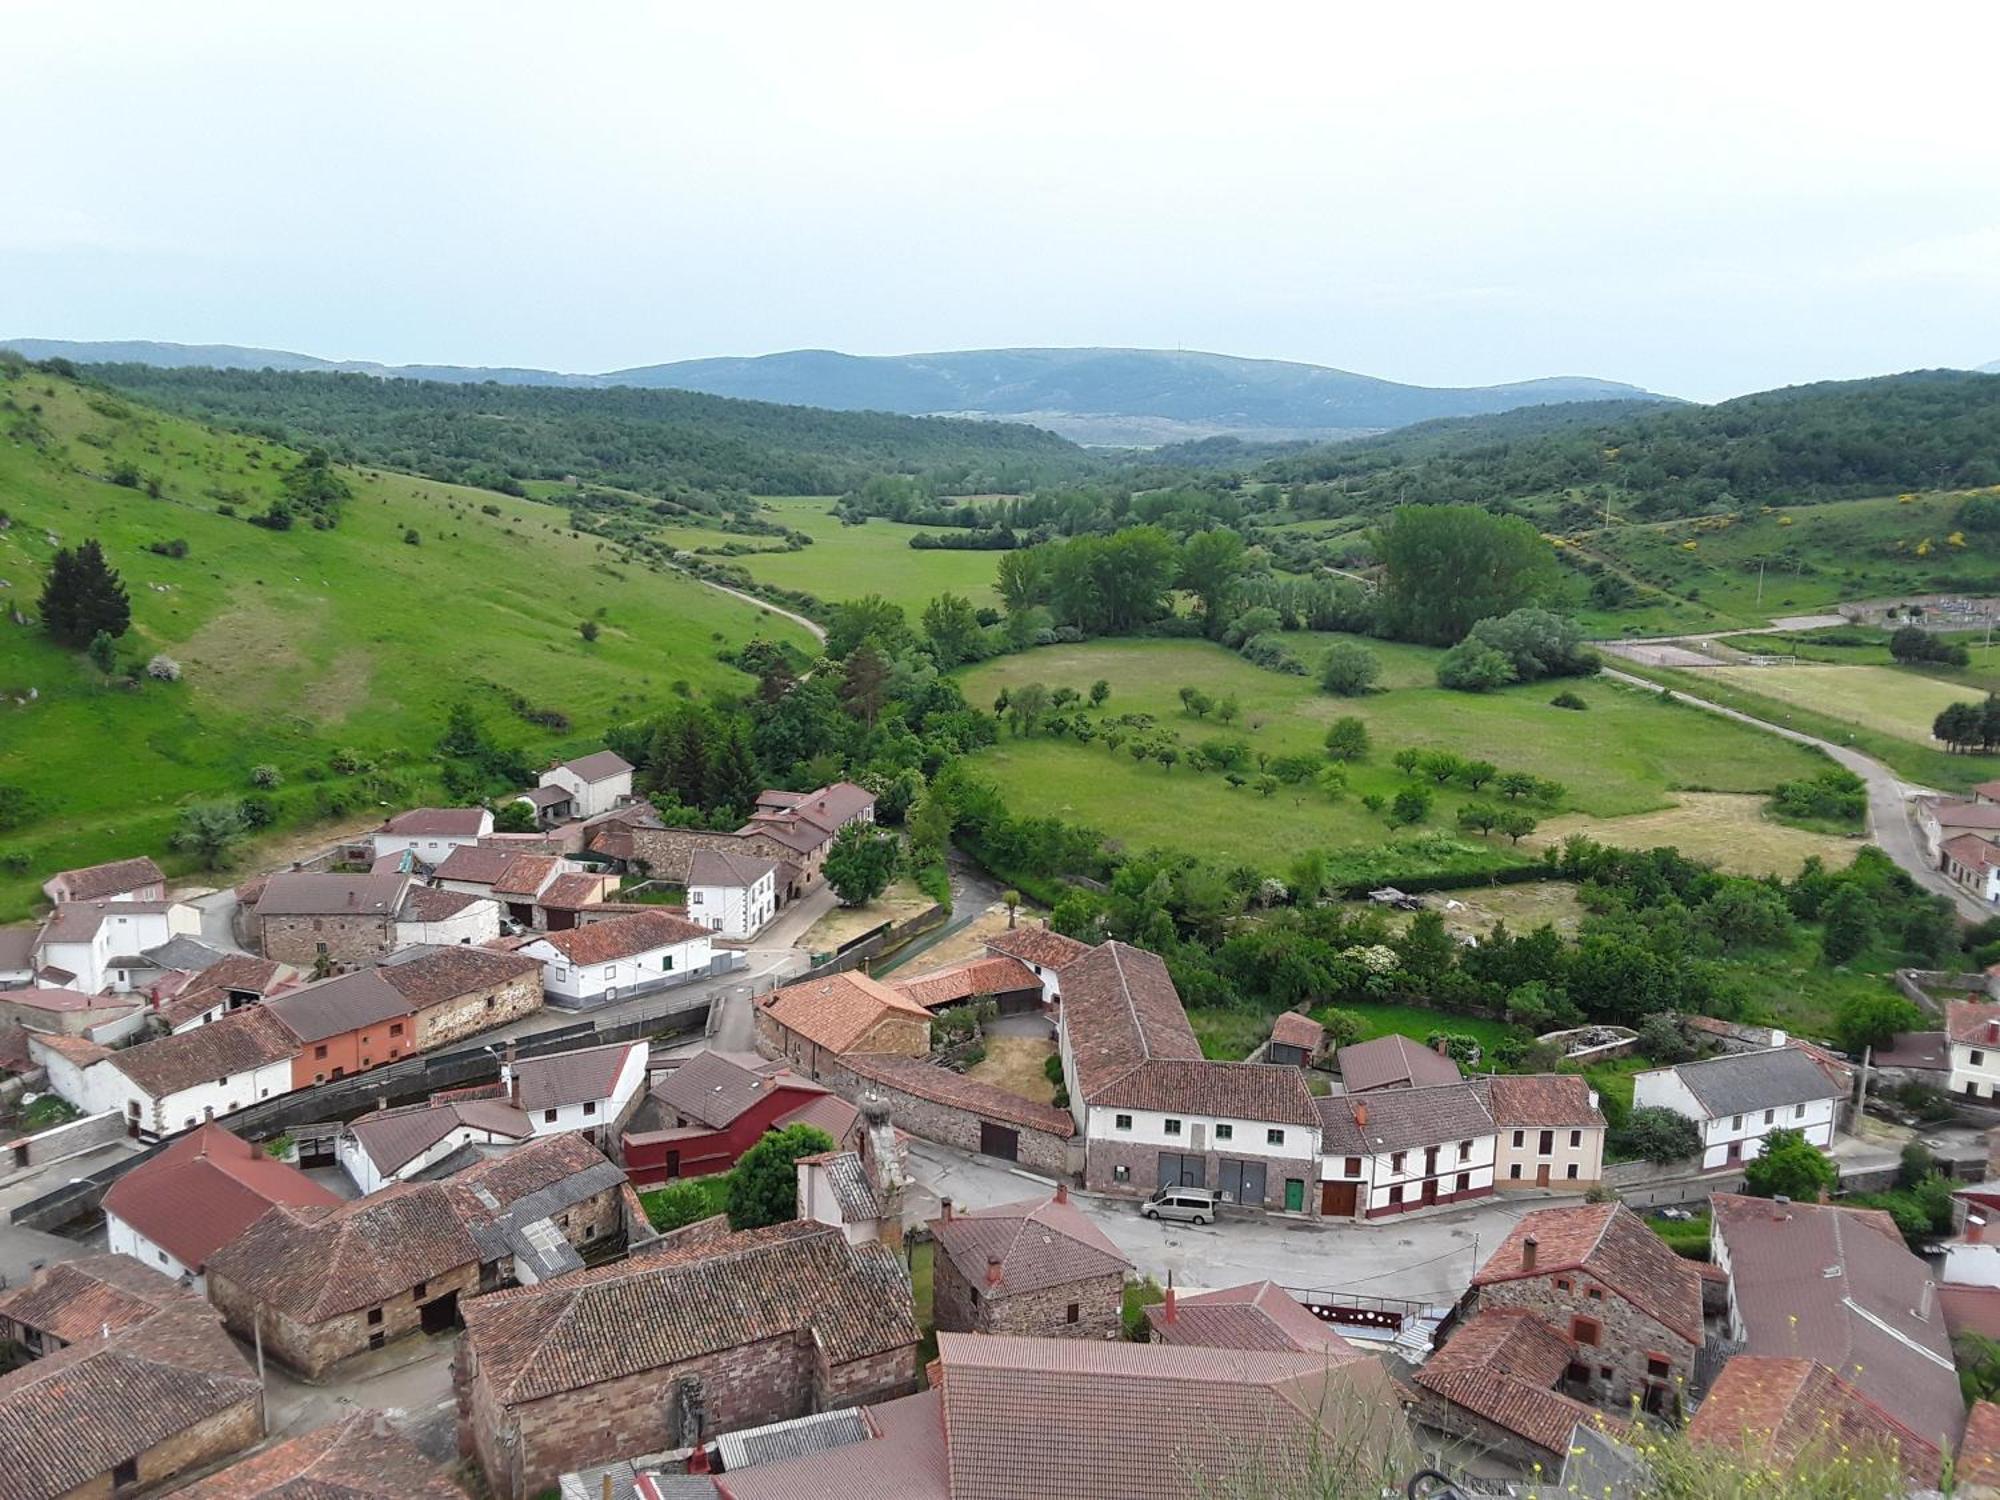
(1321, 1180, 1358, 1216)
(1536, 1164, 1551, 1187)
(979, 1121, 1019, 1161)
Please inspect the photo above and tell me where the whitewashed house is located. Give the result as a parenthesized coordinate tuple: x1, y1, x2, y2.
(533, 750, 634, 821)
(1315, 1082, 1498, 1219)
(1941, 834, 2000, 905)
(516, 909, 714, 1009)
(394, 884, 502, 947)
(1630, 1047, 1842, 1170)
(1948, 999, 2000, 1100)
(335, 1095, 534, 1194)
(371, 807, 493, 864)
(29, 1006, 298, 1140)
(984, 925, 1095, 1005)
(33, 900, 200, 995)
(685, 850, 777, 939)
(500, 1040, 648, 1151)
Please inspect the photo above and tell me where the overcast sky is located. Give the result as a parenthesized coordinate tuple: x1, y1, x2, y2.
(8, 2, 1998, 401)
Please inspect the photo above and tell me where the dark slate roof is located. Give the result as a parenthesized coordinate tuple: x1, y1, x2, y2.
(256, 872, 409, 917)
(1667, 1047, 1843, 1116)
(139, 936, 229, 972)
(555, 750, 634, 784)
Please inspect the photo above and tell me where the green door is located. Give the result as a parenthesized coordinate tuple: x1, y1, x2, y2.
(1284, 1178, 1305, 1212)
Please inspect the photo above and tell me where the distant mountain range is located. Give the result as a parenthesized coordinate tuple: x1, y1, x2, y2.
(1, 338, 1671, 445)
(1981, 359, 2000, 375)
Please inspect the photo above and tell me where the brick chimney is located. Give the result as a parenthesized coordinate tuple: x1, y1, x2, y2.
(687, 1445, 712, 1476)
(1054, 1182, 1068, 1205)
(1433, 1037, 1450, 1057)
(1353, 1101, 1368, 1129)
(1521, 1234, 1537, 1272)
(986, 1254, 1003, 1288)
(941, 1197, 953, 1223)
(1163, 1284, 1177, 1324)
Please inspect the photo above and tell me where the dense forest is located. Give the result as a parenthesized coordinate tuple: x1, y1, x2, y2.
(80, 364, 1095, 505)
(1263, 372, 2000, 518)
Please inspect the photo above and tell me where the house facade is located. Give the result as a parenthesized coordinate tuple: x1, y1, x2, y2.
(254, 873, 412, 965)
(1950, 1000, 2000, 1099)
(537, 750, 634, 820)
(754, 971, 933, 1079)
(1943, 834, 2000, 904)
(1631, 1047, 1841, 1170)
(620, 1048, 845, 1185)
(1477, 1073, 1608, 1190)
(32, 1005, 298, 1138)
(33, 899, 201, 994)
(516, 908, 715, 1008)
(337, 1094, 534, 1194)
(685, 849, 778, 939)
(372, 807, 494, 863)
(1316, 1082, 1498, 1219)
(502, 1039, 649, 1149)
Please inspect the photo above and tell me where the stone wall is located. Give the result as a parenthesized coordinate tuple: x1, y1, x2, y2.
(208, 1258, 481, 1378)
(1, 1109, 127, 1174)
(1408, 1383, 1563, 1471)
(1083, 1137, 1321, 1217)
(812, 1056, 1073, 1176)
(258, 912, 395, 966)
(933, 1255, 1122, 1340)
(71, 1395, 264, 1500)
(1472, 1271, 1697, 1415)
(628, 826, 813, 888)
(413, 968, 544, 1052)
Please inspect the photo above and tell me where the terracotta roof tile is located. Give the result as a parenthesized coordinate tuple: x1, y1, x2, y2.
(529, 908, 709, 964)
(1474, 1201, 1704, 1346)
(381, 807, 490, 837)
(930, 1190, 1129, 1296)
(1470, 1072, 1605, 1129)
(983, 926, 1093, 970)
(110, 1006, 298, 1098)
(1688, 1355, 1943, 1487)
(1414, 1307, 1620, 1457)
(0, 1253, 186, 1345)
(706, 1387, 947, 1500)
(377, 943, 539, 1008)
(758, 972, 932, 1055)
(45, 855, 165, 901)
(1335, 1034, 1462, 1092)
(266, 969, 411, 1045)
(1146, 1280, 1363, 1356)
(345, 1096, 534, 1176)
(398, 884, 489, 922)
(1058, 941, 1201, 1104)
(256, 872, 409, 917)
(1951, 998, 2000, 1047)
(890, 955, 1040, 1011)
(686, 849, 777, 889)
(432, 845, 517, 885)
(170, 1409, 470, 1498)
(653, 1049, 819, 1130)
(102, 1122, 340, 1272)
(1269, 1012, 1324, 1051)
(1093, 1058, 1321, 1128)
(1318, 1079, 1495, 1155)
(490, 854, 561, 898)
(537, 872, 608, 909)
(1959, 1399, 2000, 1491)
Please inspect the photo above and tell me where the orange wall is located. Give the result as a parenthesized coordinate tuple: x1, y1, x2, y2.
(292, 1015, 415, 1088)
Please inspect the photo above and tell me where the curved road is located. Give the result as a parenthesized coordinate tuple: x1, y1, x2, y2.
(1601, 665, 1985, 921)
(694, 576, 827, 644)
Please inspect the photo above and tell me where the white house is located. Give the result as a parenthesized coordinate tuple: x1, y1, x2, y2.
(1314, 1082, 1498, 1219)
(32, 900, 200, 995)
(535, 750, 634, 821)
(394, 884, 503, 947)
(371, 806, 493, 864)
(1948, 999, 2000, 1100)
(42, 855, 168, 905)
(1630, 1047, 1842, 1170)
(501, 1039, 648, 1151)
(1941, 834, 2000, 905)
(983, 925, 1095, 1005)
(336, 1095, 534, 1194)
(30, 1006, 298, 1140)
(516, 909, 714, 1009)
(685, 849, 777, 939)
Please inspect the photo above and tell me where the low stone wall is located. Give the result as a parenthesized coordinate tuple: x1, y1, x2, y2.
(1896, 969, 1989, 1016)
(0, 1109, 128, 1174)
(806, 904, 949, 979)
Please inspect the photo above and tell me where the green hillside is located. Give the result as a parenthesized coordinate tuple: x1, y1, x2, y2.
(0, 366, 814, 916)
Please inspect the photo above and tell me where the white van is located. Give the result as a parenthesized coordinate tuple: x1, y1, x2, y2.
(1142, 1186, 1218, 1224)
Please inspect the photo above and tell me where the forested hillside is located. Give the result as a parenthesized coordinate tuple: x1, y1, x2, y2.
(83, 364, 1093, 505)
(1266, 371, 2000, 519)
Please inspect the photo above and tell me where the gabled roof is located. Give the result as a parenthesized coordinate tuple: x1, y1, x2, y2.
(984, 925, 1093, 971)
(0, 985, 133, 1014)
(536, 872, 607, 910)
(490, 854, 561, 899)
(256, 872, 410, 917)
(528, 908, 709, 964)
(686, 848, 777, 889)
(1710, 1193, 1966, 1452)
(652, 1049, 819, 1130)
(266, 969, 411, 1045)
(1950, 998, 2000, 1047)
(0, 1279, 258, 1499)
(930, 1190, 1130, 1296)
(1473, 1201, 1704, 1346)
(1657, 1047, 1845, 1115)
(102, 1122, 341, 1272)
(45, 855, 164, 901)
(169, 1409, 470, 1498)
(1334, 1033, 1462, 1092)
(1932, 800, 2000, 831)
(1317, 1079, 1495, 1155)
(380, 807, 490, 837)
(758, 972, 933, 1055)
(552, 749, 633, 784)
(0, 1253, 186, 1345)
(1058, 940, 1202, 1104)
(1269, 1011, 1325, 1050)
(890, 955, 1040, 1011)
(799, 1150, 881, 1223)
(1146, 1280, 1363, 1356)
(459, 1222, 918, 1404)
(431, 844, 517, 885)
(176, 953, 289, 1005)
(139, 935, 228, 972)
(109, 1005, 299, 1098)
(507, 1040, 643, 1112)
(1688, 1355, 1943, 1488)
(345, 1095, 534, 1176)
(1943, 832, 2000, 870)
(1470, 1072, 1606, 1129)
(1414, 1307, 1619, 1458)
(377, 942, 539, 1007)
(1092, 1058, 1321, 1128)
(398, 884, 489, 923)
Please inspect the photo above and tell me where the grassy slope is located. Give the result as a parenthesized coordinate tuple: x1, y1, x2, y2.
(0, 372, 812, 916)
(956, 639, 1824, 870)
(732, 498, 1006, 617)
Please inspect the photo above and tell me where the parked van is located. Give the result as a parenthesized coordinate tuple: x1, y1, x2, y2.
(1142, 1186, 1218, 1225)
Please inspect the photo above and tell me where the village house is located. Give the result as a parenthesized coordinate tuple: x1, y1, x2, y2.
(1410, 1304, 1627, 1471)
(1466, 1200, 1706, 1418)
(621, 1047, 853, 1185)
(103, 1120, 341, 1290)
(613, 780, 875, 901)
(1918, 795, 2000, 864)
(433, 848, 612, 930)
(1630, 1046, 1842, 1168)
(171, 1410, 471, 1499)
(1943, 833, 2000, 903)
(254, 872, 411, 964)
(1710, 1192, 1965, 1460)
(1335, 1032, 1463, 1093)
(32, 1002, 299, 1137)
(206, 1133, 635, 1376)
(685, 848, 778, 938)
(503, 1038, 649, 1150)
(0, 1255, 263, 1499)
(266, 967, 421, 1087)
(31, 897, 201, 994)
(1265, 1010, 1325, 1068)
(338, 1092, 535, 1194)
(1145, 1279, 1364, 1358)
(488, 854, 566, 925)
(372, 806, 495, 864)
(754, 970, 932, 1079)
(796, 1093, 913, 1248)
(111, 934, 229, 997)
(888, 953, 1042, 1017)
(1474, 1072, 1608, 1190)
(1950, 998, 2000, 1099)
(515, 907, 715, 1008)
(929, 1185, 1130, 1339)
(524, 749, 635, 825)
(1060, 940, 1321, 1212)
(982, 923, 1093, 1003)
(532, 870, 617, 930)
(153, 954, 294, 1034)
(1688, 1354, 1946, 1488)
(41, 854, 168, 905)
(0, 983, 146, 1042)
(396, 882, 503, 947)
(1316, 1081, 1498, 1219)
(454, 1219, 922, 1500)
(0, 925, 36, 986)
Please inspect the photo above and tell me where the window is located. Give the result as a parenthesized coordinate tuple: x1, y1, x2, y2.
(367, 1308, 383, 1326)
(1647, 1355, 1671, 1379)
(216, 1076, 228, 1087)
(314, 1044, 328, 1060)
(662, 954, 674, 972)
(1388, 1184, 1404, 1205)
(1113, 1164, 1130, 1182)
(389, 1022, 403, 1037)
(969, 1287, 980, 1307)
(1266, 1128, 1284, 1146)
(1763, 1108, 1774, 1124)
(1509, 1163, 1522, 1179)
(1586, 1286, 1604, 1301)
(1343, 1157, 1362, 1176)
(1731, 1114, 1744, 1130)
(1538, 1129, 1554, 1155)
(544, 1108, 558, 1123)
(1572, 1316, 1601, 1346)
(369, 1332, 385, 1350)
(1511, 1129, 1524, 1148)
(601, 965, 615, 979)
(1455, 1172, 1470, 1192)
(1566, 1163, 1580, 1180)
(1215, 1123, 1233, 1141)
(1066, 1303, 1080, 1324)
(485, 996, 496, 1010)
(1164, 1118, 1183, 1136)
(1794, 1103, 1806, 1118)
(158, 1250, 168, 1263)
(414, 1282, 426, 1298)
(1115, 1114, 1133, 1131)
(583, 1101, 597, 1117)
(1457, 1140, 1471, 1161)
(1977, 1050, 1988, 1067)
(113, 1458, 139, 1489)
(1598, 1365, 1614, 1383)
(1555, 1277, 1572, 1293)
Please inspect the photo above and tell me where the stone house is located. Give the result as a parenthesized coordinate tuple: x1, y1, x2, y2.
(206, 1133, 634, 1377)
(685, 849, 778, 939)
(1467, 1201, 1706, 1418)
(983, 924, 1094, 1004)
(929, 1184, 1130, 1340)
(1474, 1073, 1607, 1190)
(379, 943, 544, 1049)
(169, 1410, 471, 1499)
(0, 1255, 262, 1499)
(1410, 1305, 1626, 1471)
(372, 807, 494, 864)
(41, 854, 168, 905)
(152, 954, 294, 1035)
(754, 971, 932, 1080)
(515, 908, 714, 1008)
(822, 1052, 1074, 1173)
(254, 873, 413, 965)
(454, 1220, 920, 1500)
(619, 781, 875, 901)
(32, 1003, 299, 1138)
(1315, 1081, 1498, 1219)
(0, 1252, 190, 1355)
(1631, 1046, 1842, 1169)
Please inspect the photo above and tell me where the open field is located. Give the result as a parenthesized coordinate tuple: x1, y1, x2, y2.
(1530, 793, 1860, 878)
(0, 372, 814, 917)
(731, 498, 1005, 616)
(1701, 663, 1971, 745)
(1338, 881, 1588, 940)
(965, 1035, 1058, 1104)
(797, 879, 937, 953)
(958, 638, 1825, 871)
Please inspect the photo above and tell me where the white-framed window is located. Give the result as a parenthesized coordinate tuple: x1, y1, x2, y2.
(1114, 1114, 1132, 1130)
(1164, 1118, 1182, 1136)
(1215, 1123, 1233, 1141)
(1266, 1128, 1284, 1146)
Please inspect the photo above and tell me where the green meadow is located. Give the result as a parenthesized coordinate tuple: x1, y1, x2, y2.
(732, 498, 1006, 617)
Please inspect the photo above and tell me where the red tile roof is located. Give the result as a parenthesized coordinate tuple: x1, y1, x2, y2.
(1415, 1307, 1622, 1457)
(1943, 832, 2000, 871)
(1473, 1201, 1704, 1346)
(703, 1387, 948, 1500)
(1317, 1079, 1495, 1155)
(1335, 1033, 1462, 1092)
(983, 926, 1093, 971)
(45, 855, 165, 901)
(378, 943, 539, 1008)
(490, 854, 561, 898)
(1146, 1280, 1363, 1356)
(1093, 1058, 1321, 1128)
(536, 872, 608, 909)
(1472, 1072, 1606, 1128)
(1959, 1400, 2000, 1492)
(431, 844, 517, 885)
(102, 1122, 340, 1272)
(109, 1006, 299, 1098)
(890, 955, 1040, 1011)
(170, 1409, 470, 1498)
(1688, 1355, 1944, 1487)
(1950, 998, 2000, 1047)
(0, 1253, 186, 1345)
(930, 1190, 1129, 1296)
(1058, 940, 1202, 1105)
(381, 807, 490, 837)
(1268, 1011, 1325, 1051)
(759, 971, 933, 1055)
(530, 908, 710, 963)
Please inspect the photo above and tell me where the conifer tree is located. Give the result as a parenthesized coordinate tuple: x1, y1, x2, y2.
(38, 538, 131, 646)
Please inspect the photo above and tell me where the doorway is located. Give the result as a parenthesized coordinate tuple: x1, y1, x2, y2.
(419, 1292, 460, 1334)
(1321, 1180, 1357, 1216)
(978, 1121, 1019, 1162)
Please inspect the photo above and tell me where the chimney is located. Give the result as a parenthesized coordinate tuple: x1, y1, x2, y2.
(1586, 1090, 1600, 1112)
(941, 1198, 953, 1223)
(985, 1254, 1002, 1288)
(1773, 1194, 1790, 1222)
(1919, 1279, 1935, 1322)
(1433, 1037, 1450, 1057)
(1353, 1101, 1368, 1129)
(1971, 1215, 1988, 1246)
(1164, 1284, 1178, 1324)
(375, 1093, 388, 1115)
(1054, 1182, 1069, 1205)
(687, 1446, 712, 1476)
(1521, 1235, 1537, 1272)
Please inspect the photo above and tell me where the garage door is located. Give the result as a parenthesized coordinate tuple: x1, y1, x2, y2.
(1321, 1181, 1358, 1216)
(979, 1121, 1019, 1161)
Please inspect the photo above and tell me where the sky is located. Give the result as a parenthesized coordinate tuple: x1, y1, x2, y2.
(7, 2, 1999, 402)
